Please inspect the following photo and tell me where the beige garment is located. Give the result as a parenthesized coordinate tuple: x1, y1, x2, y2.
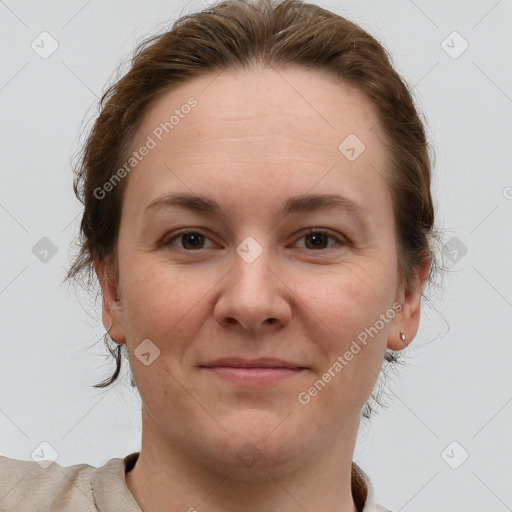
(0, 452, 391, 511)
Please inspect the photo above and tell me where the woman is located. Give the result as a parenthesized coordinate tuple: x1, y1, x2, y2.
(0, 0, 438, 510)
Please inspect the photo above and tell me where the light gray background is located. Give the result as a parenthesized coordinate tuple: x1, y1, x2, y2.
(1, 1, 511, 511)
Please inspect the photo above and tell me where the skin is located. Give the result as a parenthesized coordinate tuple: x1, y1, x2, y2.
(96, 65, 429, 512)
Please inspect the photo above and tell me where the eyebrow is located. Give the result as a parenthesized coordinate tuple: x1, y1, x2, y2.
(144, 192, 368, 218)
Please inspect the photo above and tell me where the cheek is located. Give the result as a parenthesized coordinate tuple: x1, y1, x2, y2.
(120, 259, 212, 351)
(298, 256, 396, 335)
(119, 262, 214, 412)
(295, 262, 393, 406)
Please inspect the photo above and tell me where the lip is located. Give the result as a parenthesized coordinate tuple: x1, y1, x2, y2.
(201, 357, 306, 369)
(200, 357, 308, 386)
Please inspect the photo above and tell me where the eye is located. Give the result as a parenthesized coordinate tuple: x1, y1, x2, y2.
(164, 230, 217, 250)
(293, 229, 347, 250)
(162, 228, 347, 252)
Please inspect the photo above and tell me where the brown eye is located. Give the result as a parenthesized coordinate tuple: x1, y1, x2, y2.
(295, 229, 346, 250)
(164, 231, 216, 250)
(304, 232, 330, 249)
(180, 232, 205, 249)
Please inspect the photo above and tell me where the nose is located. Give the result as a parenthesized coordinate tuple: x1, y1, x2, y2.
(213, 248, 292, 333)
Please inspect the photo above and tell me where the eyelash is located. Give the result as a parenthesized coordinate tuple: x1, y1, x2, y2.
(162, 228, 349, 251)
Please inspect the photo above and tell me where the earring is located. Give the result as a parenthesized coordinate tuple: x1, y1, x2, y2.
(400, 331, 407, 344)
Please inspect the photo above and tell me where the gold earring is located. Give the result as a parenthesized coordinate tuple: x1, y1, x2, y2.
(400, 331, 407, 344)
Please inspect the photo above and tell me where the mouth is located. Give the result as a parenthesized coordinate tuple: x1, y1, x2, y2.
(200, 357, 308, 386)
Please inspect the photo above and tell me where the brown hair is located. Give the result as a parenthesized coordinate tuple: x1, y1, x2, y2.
(66, 0, 441, 417)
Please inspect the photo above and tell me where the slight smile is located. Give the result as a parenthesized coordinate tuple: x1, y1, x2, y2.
(200, 357, 309, 386)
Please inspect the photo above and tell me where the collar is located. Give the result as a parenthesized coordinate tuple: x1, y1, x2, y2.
(93, 452, 384, 511)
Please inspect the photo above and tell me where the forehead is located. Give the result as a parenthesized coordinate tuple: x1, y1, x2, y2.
(125, 65, 390, 210)
(139, 66, 382, 147)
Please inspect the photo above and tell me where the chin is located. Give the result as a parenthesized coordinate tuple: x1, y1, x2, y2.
(187, 409, 314, 477)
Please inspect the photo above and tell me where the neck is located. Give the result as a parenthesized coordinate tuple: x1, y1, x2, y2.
(126, 417, 361, 512)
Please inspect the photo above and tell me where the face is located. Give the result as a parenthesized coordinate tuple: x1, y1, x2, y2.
(99, 66, 424, 473)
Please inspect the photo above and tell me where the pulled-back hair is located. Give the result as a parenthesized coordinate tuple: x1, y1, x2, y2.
(66, 0, 440, 417)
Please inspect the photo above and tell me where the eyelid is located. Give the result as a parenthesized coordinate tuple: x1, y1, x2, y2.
(291, 228, 349, 249)
(161, 227, 349, 251)
(161, 228, 219, 249)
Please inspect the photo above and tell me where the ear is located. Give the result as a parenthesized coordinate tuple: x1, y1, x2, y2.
(387, 259, 430, 351)
(93, 254, 127, 345)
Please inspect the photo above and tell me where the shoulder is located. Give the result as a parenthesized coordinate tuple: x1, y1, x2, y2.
(368, 499, 395, 512)
(0, 453, 107, 511)
(352, 461, 394, 512)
